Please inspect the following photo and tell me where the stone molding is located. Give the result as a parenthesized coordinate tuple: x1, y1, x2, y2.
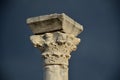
(27, 13, 83, 36)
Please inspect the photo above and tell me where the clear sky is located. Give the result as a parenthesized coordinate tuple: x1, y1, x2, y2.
(0, 0, 120, 80)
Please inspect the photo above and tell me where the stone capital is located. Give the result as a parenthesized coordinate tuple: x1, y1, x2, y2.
(30, 32, 80, 65)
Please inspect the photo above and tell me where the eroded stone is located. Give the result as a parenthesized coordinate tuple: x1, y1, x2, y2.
(27, 13, 83, 80)
(27, 13, 83, 36)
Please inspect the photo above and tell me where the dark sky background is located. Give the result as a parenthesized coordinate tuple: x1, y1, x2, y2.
(0, 0, 120, 80)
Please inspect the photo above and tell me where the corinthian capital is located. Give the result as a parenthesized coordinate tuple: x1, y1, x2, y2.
(27, 13, 83, 65)
(30, 32, 80, 65)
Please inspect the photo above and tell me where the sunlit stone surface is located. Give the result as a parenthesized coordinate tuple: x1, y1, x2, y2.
(27, 13, 83, 80)
(27, 13, 83, 36)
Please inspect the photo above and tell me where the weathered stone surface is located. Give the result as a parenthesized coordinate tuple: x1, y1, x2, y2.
(44, 65, 68, 80)
(27, 13, 83, 80)
(27, 13, 83, 36)
(30, 32, 80, 65)
(30, 31, 80, 80)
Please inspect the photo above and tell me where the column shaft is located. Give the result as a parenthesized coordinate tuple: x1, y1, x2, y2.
(44, 65, 68, 80)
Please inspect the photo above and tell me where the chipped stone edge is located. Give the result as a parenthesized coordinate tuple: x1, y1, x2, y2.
(26, 13, 83, 32)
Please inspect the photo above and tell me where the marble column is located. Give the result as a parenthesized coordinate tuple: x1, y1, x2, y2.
(26, 13, 83, 80)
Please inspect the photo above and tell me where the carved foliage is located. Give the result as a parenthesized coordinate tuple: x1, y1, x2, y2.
(30, 32, 80, 65)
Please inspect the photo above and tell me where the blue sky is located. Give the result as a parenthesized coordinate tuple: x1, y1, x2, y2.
(0, 0, 120, 80)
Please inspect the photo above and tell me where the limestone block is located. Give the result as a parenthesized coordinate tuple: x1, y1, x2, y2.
(27, 13, 83, 36)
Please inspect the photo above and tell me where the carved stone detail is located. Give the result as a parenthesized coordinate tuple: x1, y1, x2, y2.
(27, 13, 83, 80)
(30, 31, 80, 65)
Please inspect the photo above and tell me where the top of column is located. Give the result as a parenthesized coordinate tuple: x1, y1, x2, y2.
(26, 13, 83, 36)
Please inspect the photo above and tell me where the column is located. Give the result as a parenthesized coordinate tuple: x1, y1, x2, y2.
(26, 13, 83, 80)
